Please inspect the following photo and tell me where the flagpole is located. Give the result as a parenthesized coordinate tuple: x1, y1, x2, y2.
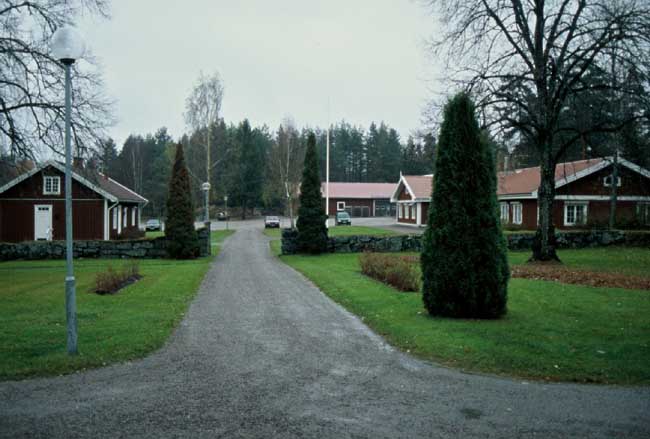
(326, 126, 330, 228)
(325, 99, 330, 228)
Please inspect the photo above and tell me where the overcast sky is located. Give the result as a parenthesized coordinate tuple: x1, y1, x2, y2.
(78, 0, 440, 148)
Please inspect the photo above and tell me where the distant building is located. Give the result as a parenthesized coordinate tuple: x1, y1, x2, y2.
(391, 158, 650, 228)
(0, 160, 147, 242)
(390, 175, 432, 226)
(321, 182, 397, 217)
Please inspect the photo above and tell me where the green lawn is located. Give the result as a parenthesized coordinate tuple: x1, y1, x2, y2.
(263, 225, 399, 239)
(278, 248, 650, 384)
(0, 230, 233, 380)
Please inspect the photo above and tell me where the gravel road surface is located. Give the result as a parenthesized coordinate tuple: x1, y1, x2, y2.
(1, 228, 648, 438)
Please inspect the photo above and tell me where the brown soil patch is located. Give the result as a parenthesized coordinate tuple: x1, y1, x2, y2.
(511, 265, 650, 290)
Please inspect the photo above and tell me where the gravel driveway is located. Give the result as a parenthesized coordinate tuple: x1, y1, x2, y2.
(1, 228, 648, 438)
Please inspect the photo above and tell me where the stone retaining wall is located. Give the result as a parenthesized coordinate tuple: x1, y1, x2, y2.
(281, 229, 650, 255)
(0, 224, 211, 261)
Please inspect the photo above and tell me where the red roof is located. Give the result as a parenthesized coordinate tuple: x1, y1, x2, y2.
(402, 175, 433, 199)
(497, 158, 604, 196)
(393, 158, 613, 201)
(321, 182, 396, 199)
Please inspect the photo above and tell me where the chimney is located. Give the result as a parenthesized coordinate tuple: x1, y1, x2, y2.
(73, 156, 84, 169)
(504, 155, 510, 173)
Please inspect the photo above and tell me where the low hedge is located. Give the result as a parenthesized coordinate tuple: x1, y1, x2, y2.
(359, 252, 420, 292)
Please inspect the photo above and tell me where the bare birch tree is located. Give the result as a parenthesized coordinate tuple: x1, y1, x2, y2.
(425, 0, 650, 261)
(184, 71, 224, 219)
(268, 118, 305, 228)
(0, 0, 114, 159)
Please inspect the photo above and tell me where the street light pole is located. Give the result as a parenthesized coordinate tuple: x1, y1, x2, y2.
(224, 195, 229, 230)
(202, 182, 210, 222)
(63, 59, 77, 355)
(52, 25, 85, 355)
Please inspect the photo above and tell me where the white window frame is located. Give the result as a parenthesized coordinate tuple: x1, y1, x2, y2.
(603, 175, 622, 187)
(337, 201, 346, 211)
(398, 204, 403, 219)
(112, 207, 118, 230)
(500, 202, 509, 223)
(564, 202, 588, 226)
(43, 175, 61, 195)
(511, 202, 523, 225)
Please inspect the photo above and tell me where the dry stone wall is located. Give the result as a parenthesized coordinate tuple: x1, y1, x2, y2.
(0, 224, 211, 261)
(281, 229, 650, 255)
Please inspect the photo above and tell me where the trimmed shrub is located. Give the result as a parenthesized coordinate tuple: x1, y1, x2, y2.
(421, 93, 509, 319)
(360, 252, 420, 292)
(165, 143, 199, 259)
(94, 261, 141, 294)
(296, 132, 328, 254)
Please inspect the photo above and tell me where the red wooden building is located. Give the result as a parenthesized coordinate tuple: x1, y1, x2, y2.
(0, 160, 148, 242)
(321, 182, 397, 217)
(391, 158, 650, 229)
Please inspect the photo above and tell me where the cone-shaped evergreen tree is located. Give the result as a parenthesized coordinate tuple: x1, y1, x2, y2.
(421, 93, 509, 318)
(297, 132, 328, 254)
(165, 143, 199, 259)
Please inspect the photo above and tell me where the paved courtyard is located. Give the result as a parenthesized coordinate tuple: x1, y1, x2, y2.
(1, 228, 648, 438)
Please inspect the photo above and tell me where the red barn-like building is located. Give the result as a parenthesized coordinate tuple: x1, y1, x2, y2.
(321, 182, 397, 217)
(0, 160, 148, 242)
(391, 157, 650, 229)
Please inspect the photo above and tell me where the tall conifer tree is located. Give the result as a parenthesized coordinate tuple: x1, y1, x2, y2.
(297, 132, 328, 254)
(421, 93, 509, 318)
(165, 143, 199, 259)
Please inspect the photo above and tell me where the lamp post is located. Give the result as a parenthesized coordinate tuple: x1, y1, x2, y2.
(224, 195, 229, 230)
(51, 25, 85, 355)
(201, 182, 211, 222)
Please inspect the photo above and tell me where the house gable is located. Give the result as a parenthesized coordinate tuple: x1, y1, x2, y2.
(0, 160, 125, 202)
(390, 177, 414, 202)
(556, 162, 650, 198)
(0, 165, 104, 200)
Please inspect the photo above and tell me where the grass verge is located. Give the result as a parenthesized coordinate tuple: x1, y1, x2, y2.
(0, 230, 234, 381)
(279, 249, 650, 384)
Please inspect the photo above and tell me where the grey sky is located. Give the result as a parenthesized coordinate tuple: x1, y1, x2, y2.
(78, 0, 439, 148)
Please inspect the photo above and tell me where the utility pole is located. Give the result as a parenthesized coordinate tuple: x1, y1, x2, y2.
(609, 43, 620, 230)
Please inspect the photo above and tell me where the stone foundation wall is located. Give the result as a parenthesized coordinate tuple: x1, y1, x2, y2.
(0, 224, 211, 261)
(281, 229, 650, 255)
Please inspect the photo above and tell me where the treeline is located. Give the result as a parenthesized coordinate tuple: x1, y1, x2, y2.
(93, 120, 436, 219)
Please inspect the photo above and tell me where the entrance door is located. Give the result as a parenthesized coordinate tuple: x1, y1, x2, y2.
(34, 205, 53, 240)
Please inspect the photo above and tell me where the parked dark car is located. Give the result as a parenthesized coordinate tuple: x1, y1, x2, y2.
(145, 219, 162, 231)
(335, 211, 351, 225)
(217, 212, 229, 221)
(264, 216, 280, 228)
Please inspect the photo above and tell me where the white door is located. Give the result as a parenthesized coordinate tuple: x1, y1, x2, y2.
(34, 205, 53, 240)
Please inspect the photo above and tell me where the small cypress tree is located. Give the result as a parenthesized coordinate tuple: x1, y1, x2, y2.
(165, 143, 199, 259)
(421, 93, 509, 318)
(297, 132, 328, 254)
